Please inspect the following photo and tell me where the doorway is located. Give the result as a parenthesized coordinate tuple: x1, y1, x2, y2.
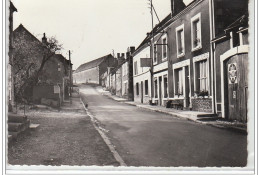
(224, 54, 248, 122)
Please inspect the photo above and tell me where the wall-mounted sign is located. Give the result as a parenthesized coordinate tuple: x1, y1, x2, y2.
(140, 58, 151, 67)
(228, 63, 238, 84)
(233, 91, 236, 99)
(54, 85, 60, 94)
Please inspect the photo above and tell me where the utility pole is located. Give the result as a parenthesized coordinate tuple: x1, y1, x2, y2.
(69, 50, 72, 104)
(150, 0, 155, 103)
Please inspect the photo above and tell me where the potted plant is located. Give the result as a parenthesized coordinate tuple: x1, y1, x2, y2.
(195, 90, 209, 98)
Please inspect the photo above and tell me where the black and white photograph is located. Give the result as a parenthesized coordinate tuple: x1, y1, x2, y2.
(2, 0, 257, 174)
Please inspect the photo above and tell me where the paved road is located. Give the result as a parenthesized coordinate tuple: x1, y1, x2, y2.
(80, 84, 247, 167)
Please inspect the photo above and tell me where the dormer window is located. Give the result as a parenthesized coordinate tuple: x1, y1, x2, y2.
(191, 13, 202, 51)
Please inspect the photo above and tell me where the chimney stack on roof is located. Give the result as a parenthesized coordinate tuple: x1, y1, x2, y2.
(121, 53, 125, 59)
(130, 47, 135, 55)
(170, 0, 186, 17)
(126, 52, 130, 58)
(42, 33, 47, 44)
(117, 53, 120, 58)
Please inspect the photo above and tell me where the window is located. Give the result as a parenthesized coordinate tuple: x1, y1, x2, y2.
(123, 62, 128, 76)
(58, 63, 61, 72)
(145, 80, 148, 95)
(162, 36, 167, 60)
(154, 79, 158, 98)
(163, 75, 168, 98)
(124, 82, 128, 95)
(196, 60, 208, 92)
(176, 24, 185, 57)
(191, 13, 202, 51)
(153, 43, 158, 64)
(136, 83, 139, 95)
(134, 61, 138, 75)
(122, 64, 125, 76)
(175, 68, 183, 95)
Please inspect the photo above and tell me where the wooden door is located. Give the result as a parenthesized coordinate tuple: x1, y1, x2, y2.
(225, 54, 248, 122)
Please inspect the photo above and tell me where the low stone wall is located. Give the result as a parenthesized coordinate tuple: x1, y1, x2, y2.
(191, 98, 212, 112)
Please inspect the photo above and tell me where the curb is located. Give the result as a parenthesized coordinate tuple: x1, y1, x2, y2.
(102, 93, 247, 134)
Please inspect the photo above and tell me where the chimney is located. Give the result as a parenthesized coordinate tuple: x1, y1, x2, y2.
(117, 53, 120, 58)
(42, 33, 47, 44)
(126, 52, 130, 58)
(170, 0, 186, 17)
(121, 53, 125, 59)
(130, 47, 135, 55)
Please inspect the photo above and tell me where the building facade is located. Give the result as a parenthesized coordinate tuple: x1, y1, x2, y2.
(13, 24, 72, 106)
(8, 1, 17, 111)
(212, 14, 248, 122)
(73, 54, 116, 85)
(133, 41, 152, 104)
(133, 0, 248, 114)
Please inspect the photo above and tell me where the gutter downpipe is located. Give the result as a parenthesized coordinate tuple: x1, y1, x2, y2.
(209, 0, 217, 114)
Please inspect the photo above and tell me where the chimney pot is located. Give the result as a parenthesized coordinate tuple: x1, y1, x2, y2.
(121, 53, 125, 58)
(42, 33, 47, 44)
(117, 53, 120, 58)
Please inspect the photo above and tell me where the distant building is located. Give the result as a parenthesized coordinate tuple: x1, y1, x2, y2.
(73, 54, 117, 85)
(212, 14, 249, 122)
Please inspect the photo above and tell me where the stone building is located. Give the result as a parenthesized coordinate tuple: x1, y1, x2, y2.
(13, 24, 71, 107)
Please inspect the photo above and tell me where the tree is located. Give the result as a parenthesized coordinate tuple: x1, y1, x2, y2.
(11, 26, 62, 103)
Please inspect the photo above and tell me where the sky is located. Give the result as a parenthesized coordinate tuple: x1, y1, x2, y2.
(12, 0, 192, 70)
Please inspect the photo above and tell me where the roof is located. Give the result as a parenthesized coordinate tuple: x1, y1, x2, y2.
(55, 54, 72, 66)
(133, 0, 212, 56)
(10, 1, 17, 12)
(14, 24, 44, 46)
(14, 24, 73, 66)
(74, 54, 113, 73)
(134, 13, 172, 54)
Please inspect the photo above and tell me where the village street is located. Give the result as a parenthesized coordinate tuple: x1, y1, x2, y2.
(80, 84, 247, 167)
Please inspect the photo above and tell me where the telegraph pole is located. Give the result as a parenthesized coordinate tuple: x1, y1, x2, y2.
(150, 0, 155, 103)
(69, 50, 72, 104)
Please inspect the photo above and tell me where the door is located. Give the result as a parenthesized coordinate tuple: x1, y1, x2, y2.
(225, 54, 248, 122)
(141, 81, 143, 103)
(159, 76, 162, 106)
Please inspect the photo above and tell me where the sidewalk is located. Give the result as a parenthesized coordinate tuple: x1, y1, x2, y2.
(97, 87, 247, 134)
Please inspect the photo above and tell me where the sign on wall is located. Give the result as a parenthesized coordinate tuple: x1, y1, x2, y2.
(140, 58, 151, 67)
(228, 63, 238, 84)
(54, 85, 60, 94)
